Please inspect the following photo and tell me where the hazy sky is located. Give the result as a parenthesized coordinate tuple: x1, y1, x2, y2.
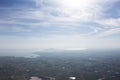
(0, 0, 120, 50)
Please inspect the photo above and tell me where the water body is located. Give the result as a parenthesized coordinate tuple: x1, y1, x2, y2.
(30, 77, 42, 80)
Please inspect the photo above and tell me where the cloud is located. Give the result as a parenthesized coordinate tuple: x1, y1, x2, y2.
(34, 1, 118, 24)
(0, 0, 120, 50)
(34, 0, 119, 21)
(0, 0, 117, 23)
(94, 18, 120, 38)
(0, 26, 31, 32)
(35, 0, 100, 22)
(0, 0, 119, 26)
(96, 18, 120, 27)
(97, 28, 120, 37)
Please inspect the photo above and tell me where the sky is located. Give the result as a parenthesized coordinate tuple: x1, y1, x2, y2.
(0, 0, 120, 50)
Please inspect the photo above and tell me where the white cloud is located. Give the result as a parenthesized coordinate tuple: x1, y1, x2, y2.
(96, 18, 120, 27)
(34, 0, 119, 22)
(97, 28, 120, 37)
(0, 0, 119, 25)
(94, 18, 120, 38)
(0, 0, 117, 37)
(0, 0, 119, 28)
(0, 26, 31, 32)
